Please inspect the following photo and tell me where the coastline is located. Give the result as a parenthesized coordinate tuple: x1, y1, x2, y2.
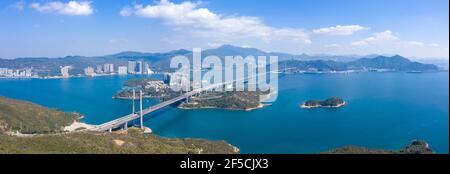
(63, 120, 95, 132)
(178, 103, 271, 111)
(300, 101, 346, 109)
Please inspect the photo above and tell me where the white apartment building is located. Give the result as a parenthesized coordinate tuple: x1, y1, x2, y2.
(118, 66, 128, 75)
(61, 66, 72, 78)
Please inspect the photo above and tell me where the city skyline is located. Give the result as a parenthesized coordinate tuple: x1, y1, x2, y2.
(0, 0, 448, 59)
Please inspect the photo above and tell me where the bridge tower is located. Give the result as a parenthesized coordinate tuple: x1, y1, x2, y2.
(140, 90, 143, 129)
(132, 89, 136, 113)
(132, 89, 136, 126)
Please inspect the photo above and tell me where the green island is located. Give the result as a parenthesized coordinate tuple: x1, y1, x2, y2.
(324, 140, 435, 154)
(0, 96, 238, 154)
(178, 91, 270, 111)
(301, 97, 346, 109)
(114, 78, 272, 111)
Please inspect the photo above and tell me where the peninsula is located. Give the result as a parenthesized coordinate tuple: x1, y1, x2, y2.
(0, 96, 238, 154)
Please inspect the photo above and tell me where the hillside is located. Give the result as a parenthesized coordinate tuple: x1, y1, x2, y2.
(0, 45, 440, 76)
(0, 96, 238, 154)
(282, 55, 438, 72)
(0, 96, 79, 134)
(348, 55, 438, 71)
(0, 129, 238, 154)
(324, 140, 435, 154)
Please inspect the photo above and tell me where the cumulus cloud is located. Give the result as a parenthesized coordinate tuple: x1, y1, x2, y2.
(12, 1, 25, 11)
(119, 6, 133, 17)
(313, 25, 368, 35)
(351, 30, 437, 49)
(30, 1, 93, 16)
(351, 30, 398, 46)
(324, 43, 341, 48)
(121, 0, 311, 44)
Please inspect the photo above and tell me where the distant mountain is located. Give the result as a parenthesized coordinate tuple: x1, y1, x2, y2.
(202, 45, 266, 57)
(348, 55, 439, 71)
(281, 55, 439, 72)
(0, 45, 440, 76)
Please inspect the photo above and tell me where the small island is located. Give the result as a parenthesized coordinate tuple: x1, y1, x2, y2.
(114, 78, 273, 111)
(178, 90, 271, 111)
(300, 97, 346, 109)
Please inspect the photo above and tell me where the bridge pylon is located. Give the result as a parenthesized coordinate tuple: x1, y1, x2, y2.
(140, 90, 143, 129)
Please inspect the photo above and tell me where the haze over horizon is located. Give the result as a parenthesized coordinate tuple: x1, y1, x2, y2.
(0, 0, 448, 59)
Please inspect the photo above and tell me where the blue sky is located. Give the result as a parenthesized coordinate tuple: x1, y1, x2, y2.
(0, 0, 448, 59)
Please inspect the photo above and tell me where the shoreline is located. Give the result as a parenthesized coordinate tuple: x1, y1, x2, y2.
(63, 120, 95, 132)
(178, 103, 271, 111)
(300, 101, 346, 109)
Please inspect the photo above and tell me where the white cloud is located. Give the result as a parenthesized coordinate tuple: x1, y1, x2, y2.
(429, 43, 440, 47)
(313, 25, 368, 35)
(351, 30, 435, 48)
(12, 1, 25, 11)
(30, 1, 93, 16)
(119, 6, 132, 17)
(351, 30, 398, 46)
(324, 44, 341, 48)
(121, 0, 311, 44)
(402, 41, 425, 46)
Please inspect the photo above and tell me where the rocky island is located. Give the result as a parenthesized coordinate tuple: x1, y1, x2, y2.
(300, 97, 346, 109)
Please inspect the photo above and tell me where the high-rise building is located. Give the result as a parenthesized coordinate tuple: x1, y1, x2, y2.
(96, 65, 103, 74)
(143, 62, 153, 74)
(84, 66, 95, 76)
(25, 69, 32, 77)
(136, 61, 143, 74)
(60, 66, 72, 78)
(103, 64, 114, 73)
(103, 64, 110, 73)
(118, 66, 127, 75)
(108, 64, 114, 73)
(128, 61, 136, 74)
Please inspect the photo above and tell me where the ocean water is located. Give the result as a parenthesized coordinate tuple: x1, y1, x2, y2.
(0, 72, 448, 154)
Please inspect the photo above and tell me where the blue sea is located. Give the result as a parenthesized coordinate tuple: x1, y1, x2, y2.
(0, 72, 448, 154)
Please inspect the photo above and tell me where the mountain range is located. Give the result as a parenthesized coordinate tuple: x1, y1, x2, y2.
(0, 45, 441, 76)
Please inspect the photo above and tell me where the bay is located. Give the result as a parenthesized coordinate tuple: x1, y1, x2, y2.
(0, 72, 448, 154)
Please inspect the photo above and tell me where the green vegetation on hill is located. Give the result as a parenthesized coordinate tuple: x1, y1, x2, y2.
(301, 97, 345, 108)
(0, 96, 238, 154)
(0, 128, 238, 154)
(324, 140, 435, 154)
(0, 96, 78, 134)
(0, 45, 439, 77)
(114, 78, 178, 100)
(179, 91, 265, 110)
(115, 78, 270, 110)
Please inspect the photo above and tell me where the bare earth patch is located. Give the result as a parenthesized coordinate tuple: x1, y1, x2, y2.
(113, 139, 125, 146)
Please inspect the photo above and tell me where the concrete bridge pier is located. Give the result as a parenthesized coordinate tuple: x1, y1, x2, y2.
(132, 89, 136, 126)
(140, 90, 143, 129)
